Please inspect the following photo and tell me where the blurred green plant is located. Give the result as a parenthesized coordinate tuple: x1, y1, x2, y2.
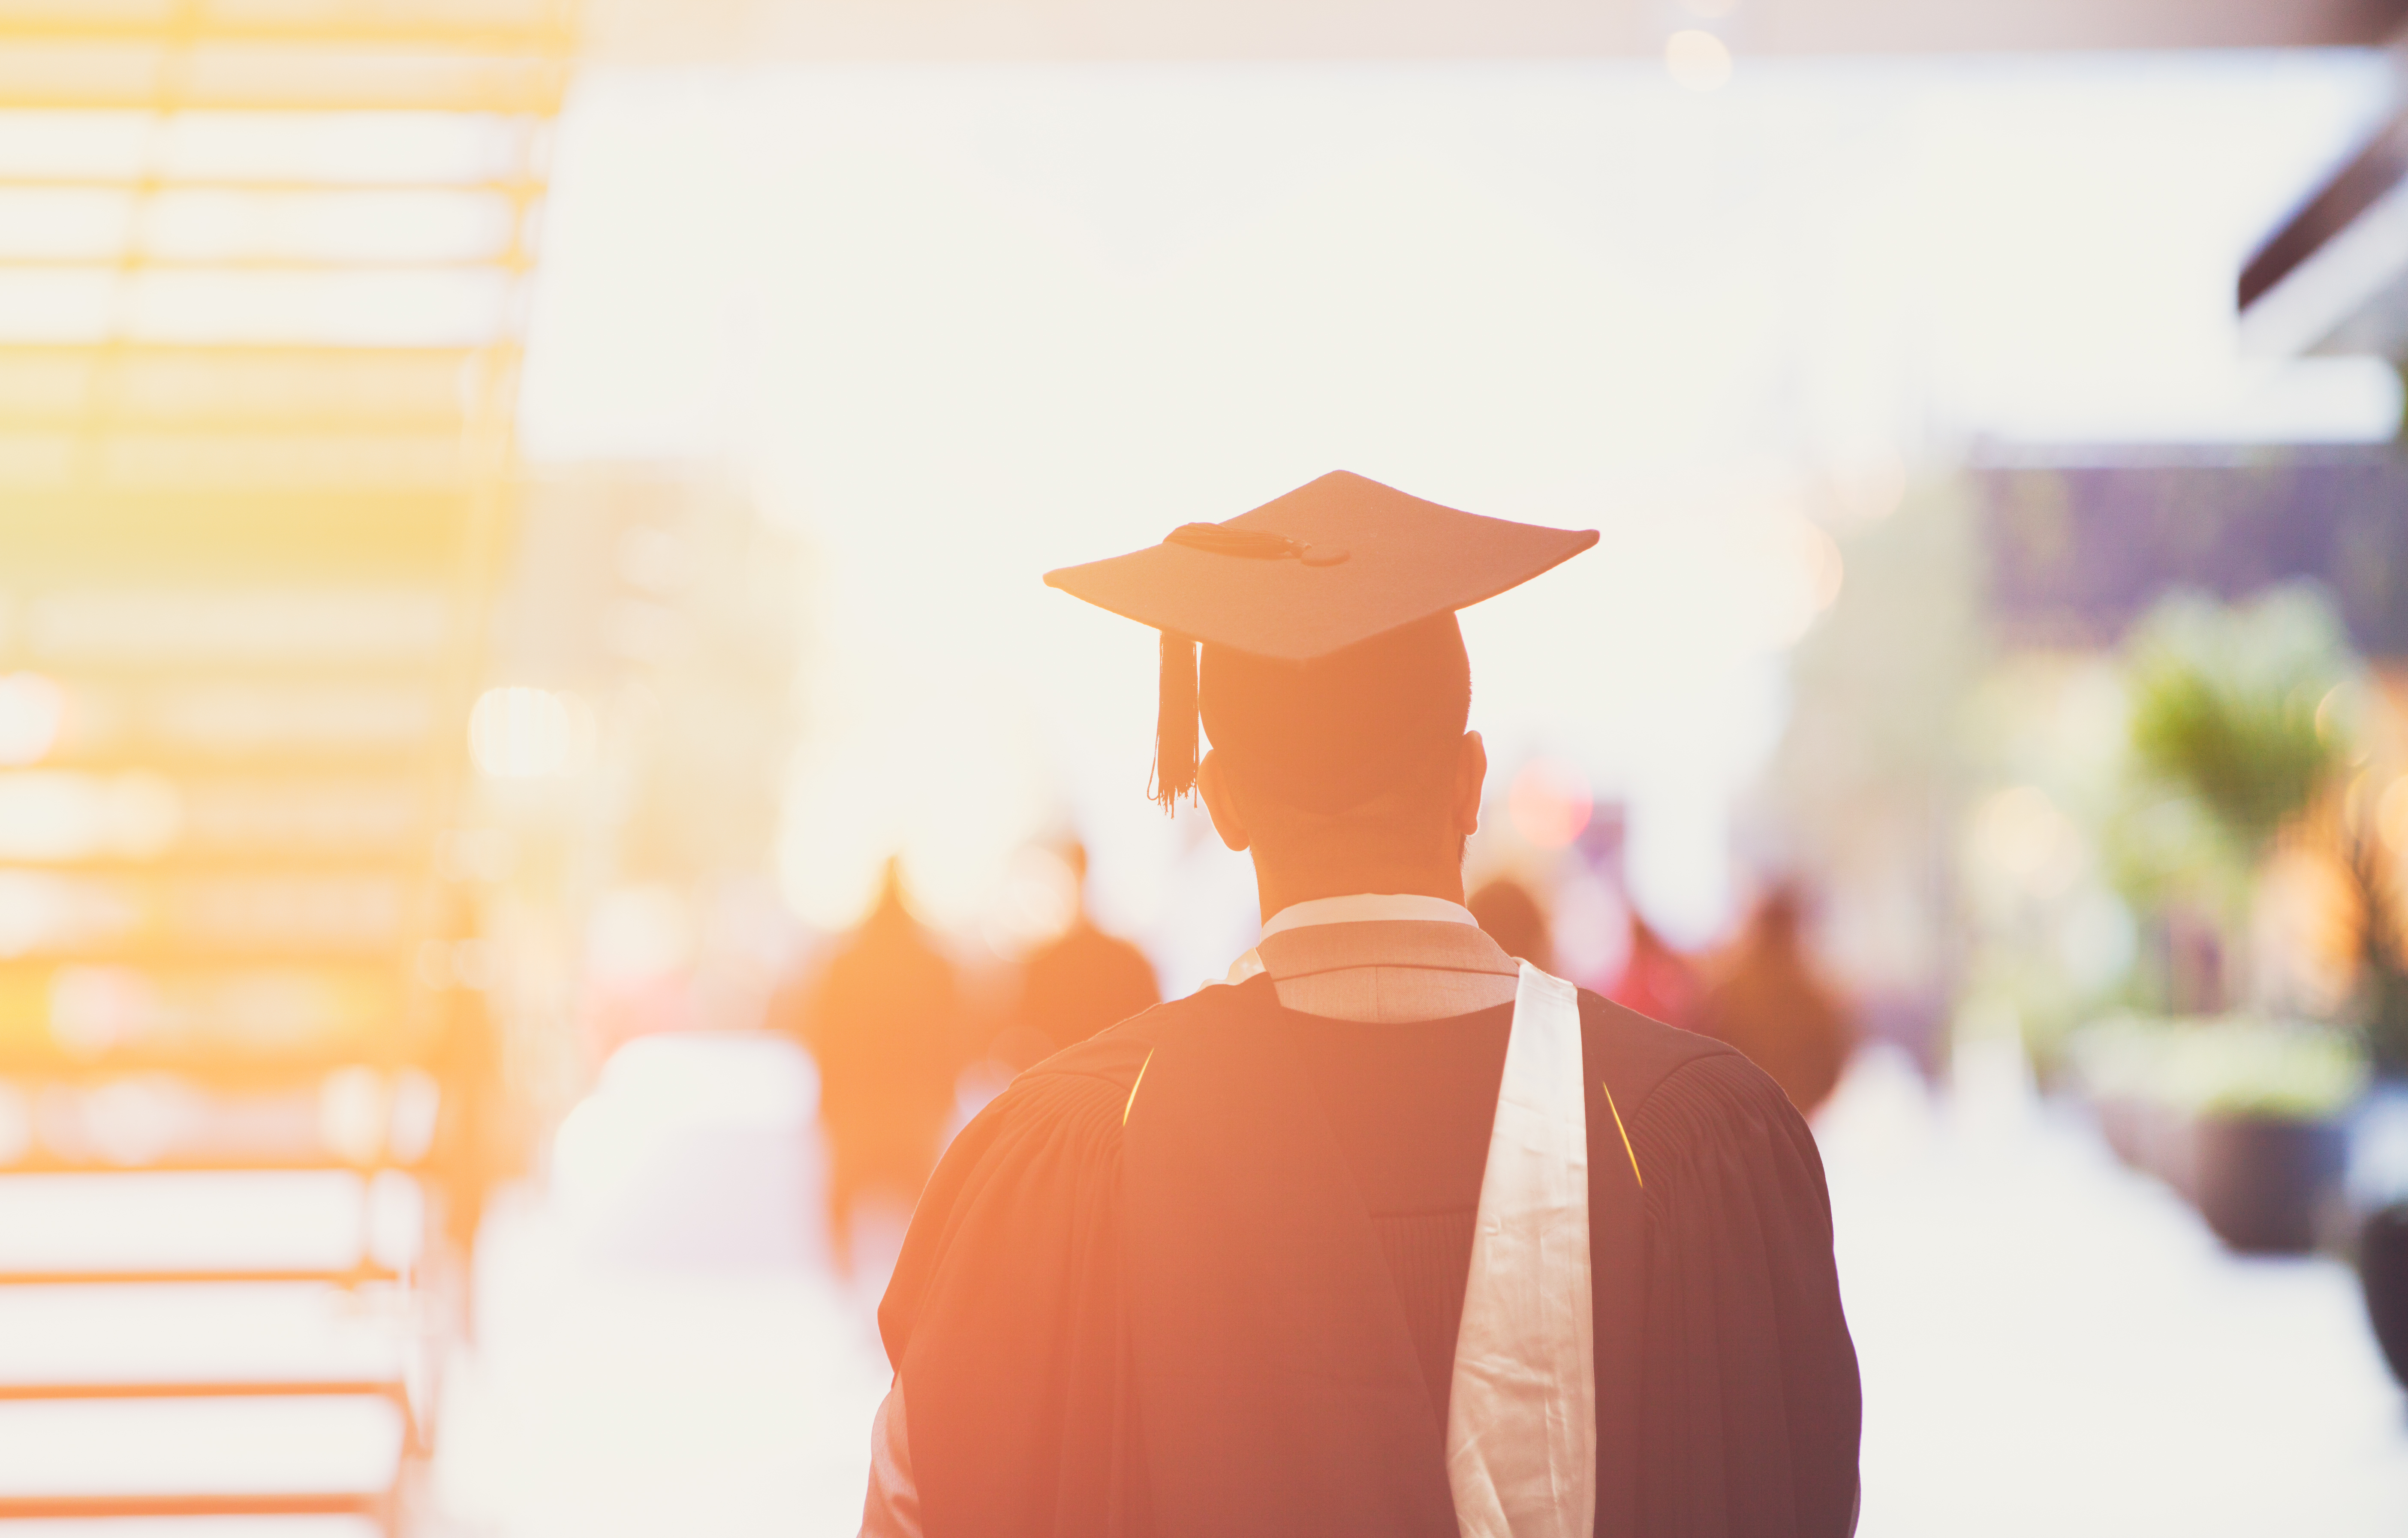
(2070, 1013, 2367, 1120)
(2122, 584, 2357, 862)
(2346, 793, 2408, 1076)
(2104, 584, 2363, 1021)
(2099, 582, 2408, 1080)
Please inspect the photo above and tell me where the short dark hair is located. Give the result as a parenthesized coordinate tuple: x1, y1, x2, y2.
(1199, 613, 1469, 815)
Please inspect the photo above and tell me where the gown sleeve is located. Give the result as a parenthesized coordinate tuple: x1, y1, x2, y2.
(860, 1381, 922, 1538)
(874, 1038, 1153, 1538)
(1627, 1050, 1861, 1538)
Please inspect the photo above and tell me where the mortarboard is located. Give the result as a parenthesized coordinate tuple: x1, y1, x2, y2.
(1044, 471, 1598, 814)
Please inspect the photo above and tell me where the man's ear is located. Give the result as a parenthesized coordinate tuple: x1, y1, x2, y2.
(1197, 749, 1251, 852)
(1451, 731, 1487, 839)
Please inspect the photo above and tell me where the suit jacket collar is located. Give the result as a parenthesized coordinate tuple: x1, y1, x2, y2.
(1260, 892, 1481, 937)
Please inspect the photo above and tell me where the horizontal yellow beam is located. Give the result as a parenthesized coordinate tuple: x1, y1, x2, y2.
(0, 254, 531, 273)
(0, 1047, 431, 1086)
(0, 46, 572, 113)
(0, 865, 418, 958)
(0, 176, 541, 196)
(0, 0, 577, 54)
(33, 680, 453, 769)
(0, 342, 508, 361)
(0, 21, 575, 55)
(0, 350, 501, 428)
(0, 432, 499, 494)
(0, 408, 483, 434)
(0, 491, 495, 577)
(0, 253, 531, 274)
(0, 848, 437, 876)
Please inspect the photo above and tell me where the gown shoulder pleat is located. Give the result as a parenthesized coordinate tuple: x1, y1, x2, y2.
(1624, 1044, 1861, 1538)
(879, 1018, 1164, 1538)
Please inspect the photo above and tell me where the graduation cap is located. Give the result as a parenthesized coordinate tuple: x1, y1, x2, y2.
(1044, 471, 1598, 815)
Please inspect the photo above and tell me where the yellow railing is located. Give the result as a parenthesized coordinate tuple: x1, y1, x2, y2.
(0, 2, 573, 1084)
(0, 5, 578, 1523)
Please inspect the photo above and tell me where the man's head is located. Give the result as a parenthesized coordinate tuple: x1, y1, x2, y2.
(1192, 614, 1489, 915)
(1038, 471, 1596, 916)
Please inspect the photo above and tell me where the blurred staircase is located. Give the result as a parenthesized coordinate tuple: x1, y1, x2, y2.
(0, 1, 575, 1531)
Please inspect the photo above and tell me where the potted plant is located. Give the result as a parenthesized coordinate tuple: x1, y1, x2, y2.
(2165, 1018, 2364, 1253)
(2109, 587, 2375, 1248)
(2067, 1012, 2363, 1243)
(2361, 1201, 2408, 1387)
(2068, 1014, 2197, 1195)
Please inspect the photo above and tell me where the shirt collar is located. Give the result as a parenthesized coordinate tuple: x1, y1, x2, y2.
(1258, 892, 1481, 940)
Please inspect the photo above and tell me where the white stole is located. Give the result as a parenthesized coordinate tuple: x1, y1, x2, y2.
(1218, 943, 1596, 1537)
(1445, 961, 1595, 1538)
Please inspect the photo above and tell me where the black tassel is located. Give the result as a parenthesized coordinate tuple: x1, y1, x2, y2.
(1151, 631, 1199, 813)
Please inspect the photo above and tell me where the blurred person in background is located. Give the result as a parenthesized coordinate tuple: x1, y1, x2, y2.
(1688, 884, 1856, 1117)
(1467, 874, 1553, 972)
(426, 889, 511, 1343)
(789, 858, 964, 1275)
(862, 475, 1858, 1538)
(1610, 909, 1699, 1029)
(1002, 840, 1160, 1068)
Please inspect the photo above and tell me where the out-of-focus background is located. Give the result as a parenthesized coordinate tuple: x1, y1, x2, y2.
(6, 1, 2408, 1534)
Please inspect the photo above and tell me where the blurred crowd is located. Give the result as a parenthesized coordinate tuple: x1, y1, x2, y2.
(770, 844, 1853, 1273)
(771, 845, 1162, 1271)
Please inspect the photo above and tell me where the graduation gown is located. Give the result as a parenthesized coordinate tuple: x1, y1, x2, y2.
(875, 972, 1860, 1537)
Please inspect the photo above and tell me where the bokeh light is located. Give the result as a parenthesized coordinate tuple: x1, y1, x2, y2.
(0, 673, 63, 765)
(985, 844, 1082, 958)
(1665, 31, 1734, 92)
(2378, 775, 2408, 853)
(1508, 758, 1593, 850)
(468, 686, 583, 780)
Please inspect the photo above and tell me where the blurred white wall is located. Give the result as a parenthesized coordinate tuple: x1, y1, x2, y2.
(519, 52, 2396, 956)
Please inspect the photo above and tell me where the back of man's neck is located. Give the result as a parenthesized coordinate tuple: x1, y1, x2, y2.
(1253, 869, 1465, 925)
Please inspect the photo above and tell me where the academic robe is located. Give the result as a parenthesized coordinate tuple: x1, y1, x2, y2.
(875, 970, 1859, 1537)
